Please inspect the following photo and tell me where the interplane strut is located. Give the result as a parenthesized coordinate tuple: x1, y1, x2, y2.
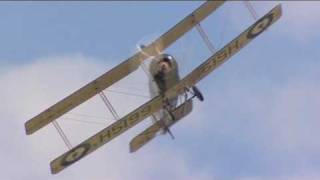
(23, 1, 282, 175)
(50, 4, 282, 174)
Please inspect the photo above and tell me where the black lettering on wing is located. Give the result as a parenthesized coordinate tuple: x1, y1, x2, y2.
(99, 129, 112, 143)
(127, 112, 140, 126)
(111, 121, 125, 136)
(140, 105, 152, 117)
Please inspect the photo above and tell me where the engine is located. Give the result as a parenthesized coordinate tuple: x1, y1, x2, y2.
(149, 54, 180, 94)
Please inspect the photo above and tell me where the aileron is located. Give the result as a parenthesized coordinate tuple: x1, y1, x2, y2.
(25, 0, 225, 135)
(24, 2, 283, 175)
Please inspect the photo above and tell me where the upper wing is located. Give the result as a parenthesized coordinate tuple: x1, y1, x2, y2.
(49, 4, 281, 174)
(50, 96, 163, 174)
(165, 4, 282, 100)
(142, 1, 225, 55)
(24, 1, 225, 135)
(129, 3, 282, 157)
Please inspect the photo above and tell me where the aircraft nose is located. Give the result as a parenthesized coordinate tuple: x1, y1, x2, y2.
(161, 64, 167, 70)
(160, 62, 170, 73)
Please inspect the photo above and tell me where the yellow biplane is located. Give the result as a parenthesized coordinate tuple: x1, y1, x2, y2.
(24, 1, 282, 174)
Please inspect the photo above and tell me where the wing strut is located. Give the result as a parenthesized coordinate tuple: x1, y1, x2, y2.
(25, 1, 226, 135)
(244, 1, 259, 20)
(50, 4, 282, 174)
(50, 95, 164, 174)
(99, 91, 120, 120)
(165, 4, 282, 100)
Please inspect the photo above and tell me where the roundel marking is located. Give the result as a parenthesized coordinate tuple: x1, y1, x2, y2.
(247, 13, 274, 39)
(61, 143, 91, 166)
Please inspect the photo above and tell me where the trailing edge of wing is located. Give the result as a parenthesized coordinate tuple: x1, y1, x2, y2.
(49, 3, 282, 175)
(165, 4, 282, 100)
(50, 4, 281, 174)
(130, 99, 193, 153)
(25, 0, 225, 135)
(50, 95, 163, 174)
(141, 1, 225, 55)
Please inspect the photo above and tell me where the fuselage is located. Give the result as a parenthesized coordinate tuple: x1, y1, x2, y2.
(148, 54, 181, 121)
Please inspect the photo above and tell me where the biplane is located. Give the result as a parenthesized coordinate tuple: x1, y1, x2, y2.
(24, 1, 282, 174)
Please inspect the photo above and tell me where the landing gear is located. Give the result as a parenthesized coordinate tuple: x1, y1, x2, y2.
(139, 44, 146, 49)
(158, 86, 203, 140)
(155, 108, 175, 140)
(192, 86, 204, 101)
(163, 124, 175, 140)
(156, 98, 177, 140)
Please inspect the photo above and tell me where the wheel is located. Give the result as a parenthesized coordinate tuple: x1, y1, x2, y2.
(192, 86, 204, 101)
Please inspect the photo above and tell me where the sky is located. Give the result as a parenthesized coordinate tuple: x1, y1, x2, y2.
(1, 1, 320, 180)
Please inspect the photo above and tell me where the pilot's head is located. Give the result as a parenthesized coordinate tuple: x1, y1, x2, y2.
(157, 54, 174, 74)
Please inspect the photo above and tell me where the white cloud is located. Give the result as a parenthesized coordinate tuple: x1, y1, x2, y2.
(238, 173, 320, 180)
(191, 50, 320, 178)
(1, 52, 319, 180)
(226, 1, 320, 43)
(278, 1, 320, 43)
(0, 54, 217, 180)
(2, 2, 320, 179)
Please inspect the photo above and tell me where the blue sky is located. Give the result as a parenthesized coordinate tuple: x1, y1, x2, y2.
(1, 1, 320, 180)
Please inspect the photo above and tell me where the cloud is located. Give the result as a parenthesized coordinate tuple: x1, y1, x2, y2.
(1, 2, 319, 179)
(1, 49, 319, 179)
(0, 54, 217, 180)
(238, 173, 320, 180)
(226, 1, 320, 44)
(187, 48, 320, 179)
(278, 1, 320, 43)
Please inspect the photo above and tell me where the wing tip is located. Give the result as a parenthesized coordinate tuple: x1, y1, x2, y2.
(50, 162, 59, 175)
(129, 142, 137, 153)
(272, 4, 282, 18)
(24, 122, 32, 135)
(278, 4, 283, 17)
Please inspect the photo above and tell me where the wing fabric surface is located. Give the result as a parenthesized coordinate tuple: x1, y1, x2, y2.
(130, 99, 193, 153)
(50, 96, 163, 174)
(50, 4, 281, 174)
(165, 4, 282, 100)
(25, 1, 225, 135)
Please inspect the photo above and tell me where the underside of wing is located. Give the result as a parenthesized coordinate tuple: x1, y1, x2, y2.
(25, 1, 225, 135)
(141, 1, 225, 55)
(165, 4, 282, 99)
(49, 3, 282, 175)
(130, 99, 193, 153)
(24, 57, 143, 135)
(50, 95, 163, 174)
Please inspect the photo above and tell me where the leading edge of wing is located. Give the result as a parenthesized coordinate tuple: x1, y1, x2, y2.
(129, 99, 193, 153)
(142, 1, 225, 55)
(165, 4, 282, 99)
(50, 96, 163, 174)
(50, 3, 282, 175)
(24, 0, 225, 135)
(24, 54, 144, 135)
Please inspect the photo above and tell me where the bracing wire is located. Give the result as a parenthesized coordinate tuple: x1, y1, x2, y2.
(52, 121, 73, 149)
(54, 2, 260, 148)
(195, 1, 259, 54)
(99, 91, 120, 120)
(62, 117, 109, 125)
(243, 1, 259, 20)
(106, 89, 150, 98)
(195, 23, 217, 53)
(67, 112, 114, 120)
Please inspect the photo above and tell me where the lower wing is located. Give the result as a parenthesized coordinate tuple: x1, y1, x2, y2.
(49, 4, 282, 174)
(25, 1, 225, 135)
(166, 4, 282, 99)
(50, 96, 163, 174)
(130, 99, 193, 153)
